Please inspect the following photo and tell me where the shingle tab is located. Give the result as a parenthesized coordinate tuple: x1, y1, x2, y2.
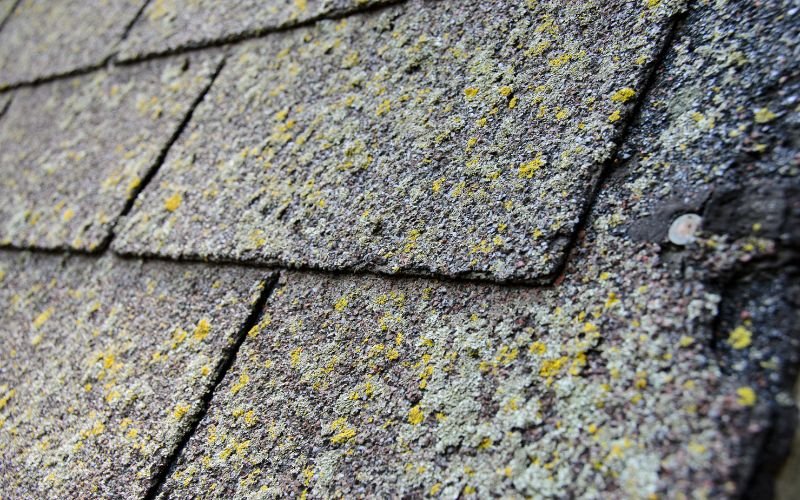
(0, 251, 272, 497)
(0, 54, 222, 251)
(0, 0, 147, 88)
(157, 270, 756, 498)
(115, 0, 678, 283)
(119, 0, 394, 61)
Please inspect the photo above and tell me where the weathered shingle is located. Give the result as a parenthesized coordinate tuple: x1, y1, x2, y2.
(119, 0, 394, 61)
(0, 251, 272, 497)
(0, 54, 221, 251)
(157, 269, 757, 498)
(0, 0, 147, 88)
(114, 0, 678, 283)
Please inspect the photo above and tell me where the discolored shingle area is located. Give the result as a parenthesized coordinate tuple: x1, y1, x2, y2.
(0, 54, 222, 252)
(114, 0, 679, 283)
(0, 0, 147, 88)
(119, 0, 394, 61)
(158, 267, 761, 498)
(0, 251, 273, 498)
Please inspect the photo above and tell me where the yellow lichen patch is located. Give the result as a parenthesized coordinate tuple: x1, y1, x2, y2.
(610, 87, 636, 103)
(464, 87, 479, 100)
(754, 107, 777, 123)
(678, 335, 695, 348)
(432, 177, 445, 193)
(499, 86, 513, 97)
(62, 208, 76, 222)
(548, 53, 574, 68)
(539, 356, 568, 378)
(736, 386, 757, 407)
(727, 325, 752, 350)
(334, 296, 348, 312)
(375, 99, 391, 116)
(508, 96, 518, 109)
(0, 387, 16, 411)
(529, 341, 546, 355)
(192, 318, 211, 342)
(230, 372, 250, 395)
(608, 110, 622, 123)
(290, 347, 303, 368)
(32, 307, 54, 329)
(164, 192, 182, 212)
(646, 0, 661, 8)
(408, 404, 424, 425)
(329, 417, 357, 445)
(518, 154, 545, 178)
(294, 0, 307, 11)
(173, 403, 190, 420)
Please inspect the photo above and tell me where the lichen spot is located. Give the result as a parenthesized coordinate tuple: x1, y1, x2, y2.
(610, 87, 636, 103)
(32, 307, 54, 329)
(736, 386, 757, 407)
(290, 347, 303, 368)
(727, 325, 752, 350)
(518, 154, 545, 178)
(192, 318, 211, 342)
(432, 177, 445, 193)
(164, 192, 182, 212)
(173, 403, 190, 420)
(294, 0, 307, 11)
(408, 404, 424, 425)
(754, 107, 777, 124)
(608, 110, 622, 123)
(62, 208, 76, 222)
(499, 86, 513, 97)
(464, 87, 479, 100)
(334, 296, 348, 312)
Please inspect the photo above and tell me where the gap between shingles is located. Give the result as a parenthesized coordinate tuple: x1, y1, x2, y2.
(142, 272, 280, 500)
(543, 10, 689, 285)
(97, 55, 228, 253)
(0, 0, 21, 33)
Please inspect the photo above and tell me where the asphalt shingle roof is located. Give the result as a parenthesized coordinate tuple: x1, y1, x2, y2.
(0, 0, 798, 498)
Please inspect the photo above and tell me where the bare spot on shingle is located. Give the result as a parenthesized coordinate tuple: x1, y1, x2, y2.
(114, 0, 679, 283)
(0, 250, 272, 497)
(0, 0, 147, 88)
(118, 0, 394, 61)
(0, 53, 222, 251)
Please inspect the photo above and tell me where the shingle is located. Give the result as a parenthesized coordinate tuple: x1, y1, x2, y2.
(0, 0, 147, 88)
(156, 269, 758, 498)
(0, 54, 222, 251)
(114, 0, 679, 283)
(0, 251, 273, 497)
(119, 0, 394, 61)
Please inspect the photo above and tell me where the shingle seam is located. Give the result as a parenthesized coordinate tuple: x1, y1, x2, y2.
(544, 9, 690, 286)
(142, 271, 281, 500)
(99, 55, 229, 253)
(113, 0, 409, 66)
(117, 0, 155, 46)
(0, 0, 19, 33)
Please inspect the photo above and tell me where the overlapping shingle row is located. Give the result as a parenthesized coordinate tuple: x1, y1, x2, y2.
(0, 0, 798, 498)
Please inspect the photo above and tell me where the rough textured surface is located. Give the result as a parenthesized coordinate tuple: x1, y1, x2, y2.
(115, 0, 678, 283)
(1, 0, 799, 497)
(154, 0, 800, 497)
(0, 0, 146, 88)
(119, 0, 392, 61)
(0, 54, 221, 251)
(0, 251, 272, 497)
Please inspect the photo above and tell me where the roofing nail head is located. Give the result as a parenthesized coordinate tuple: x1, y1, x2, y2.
(669, 213, 703, 246)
